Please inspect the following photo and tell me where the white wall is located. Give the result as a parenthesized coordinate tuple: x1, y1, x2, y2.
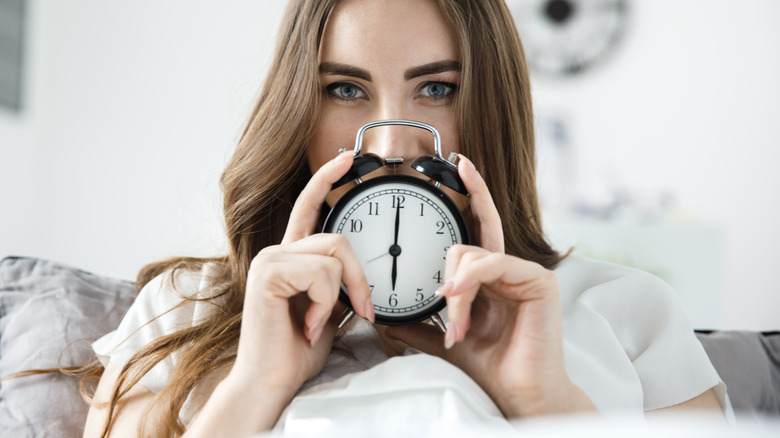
(1, 0, 777, 329)
(1, 0, 286, 280)
(525, 0, 780, 330)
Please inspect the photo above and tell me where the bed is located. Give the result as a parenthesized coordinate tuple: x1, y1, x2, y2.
(1, 256, 778, 437)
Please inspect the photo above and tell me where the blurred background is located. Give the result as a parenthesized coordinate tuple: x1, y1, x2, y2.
(0, 0, 777, 330)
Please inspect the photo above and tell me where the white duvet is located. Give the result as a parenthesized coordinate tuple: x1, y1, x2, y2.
(275, 354, 512, 435)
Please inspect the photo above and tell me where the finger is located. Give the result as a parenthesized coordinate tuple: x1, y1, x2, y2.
(439, 246, 557, 348)
(438, 245, 489, 348)
(249, 251, 342, 346)
(441, 249, 491, 347)
(271, 254, 341, 311)
(448, 254, 560, 346)
(442, 248, 544, 347)
(279, 234, 374, 322)
(304, 297, 338, 347)
(442, 243, 485, 282)
(313, 304, 349, 352)
(449, 253, 553, 302)
(282, 151, 353, 244)
(439, 244, 471, 339)
(458, 155, 504, 253)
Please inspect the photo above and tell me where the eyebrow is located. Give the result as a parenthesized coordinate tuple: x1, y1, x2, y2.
(319, 62, 372, 81)
(404, 60, 461, 80)
(318, 60, 461, 82)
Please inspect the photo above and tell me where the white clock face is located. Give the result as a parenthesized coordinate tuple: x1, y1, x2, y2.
(324, 176, 468, 323)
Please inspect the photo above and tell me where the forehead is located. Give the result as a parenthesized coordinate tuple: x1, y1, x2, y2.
(320, 0, 459, 66)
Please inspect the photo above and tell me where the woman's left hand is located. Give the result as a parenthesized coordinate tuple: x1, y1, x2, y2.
(386, 155, 595, 418)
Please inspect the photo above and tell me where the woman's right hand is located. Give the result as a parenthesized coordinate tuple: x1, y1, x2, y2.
(228, 151, 374, 408)
(185, 151, 373, 437)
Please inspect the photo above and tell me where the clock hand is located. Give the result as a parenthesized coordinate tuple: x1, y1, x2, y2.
(366, 252, 389, 264)
(368, 204, 404, 267)
(392, 256, 397, 291)
(368, 204, 402, 265)
(391, 203, 401, 291)
(393, 201, 401, 247)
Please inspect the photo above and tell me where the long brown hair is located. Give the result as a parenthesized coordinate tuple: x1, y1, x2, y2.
(43, 0, 562, 436)
(439, 0, 558, 265)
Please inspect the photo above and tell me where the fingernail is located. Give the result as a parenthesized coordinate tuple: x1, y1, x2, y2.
(364, 298, 375, 323)
(335, 150, 351, 162)
(308, 317, 325, 338)
(310, 324, 325, 347)
(435, 279, 454, 297)
(444, 325, 457, 350)
(459, 154, 475, 171)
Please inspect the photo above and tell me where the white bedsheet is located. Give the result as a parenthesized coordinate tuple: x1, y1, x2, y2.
(263, 412, 779, 438)
(274, 354, 513, 435)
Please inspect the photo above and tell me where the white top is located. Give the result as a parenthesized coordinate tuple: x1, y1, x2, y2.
(92, 256, 728, 431)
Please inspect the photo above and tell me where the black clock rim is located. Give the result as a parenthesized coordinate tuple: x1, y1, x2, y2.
(321, 174, 471, 326)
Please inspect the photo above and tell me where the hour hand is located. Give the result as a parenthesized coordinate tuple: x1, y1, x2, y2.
(391, 256, 397, 291)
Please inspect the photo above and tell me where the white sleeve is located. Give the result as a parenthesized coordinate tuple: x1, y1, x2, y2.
(91, 267, 208, 393)
(579, 261, 726, 411)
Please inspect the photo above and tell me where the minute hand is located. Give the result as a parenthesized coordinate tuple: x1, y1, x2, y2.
(393, 202, 400, 246)
(391, 204, 401, 291)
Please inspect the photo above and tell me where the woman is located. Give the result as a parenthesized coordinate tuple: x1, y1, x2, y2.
(84, 0, 726, 436)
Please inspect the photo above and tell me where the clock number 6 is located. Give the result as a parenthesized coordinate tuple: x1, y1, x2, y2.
(389, 293, 398, 307)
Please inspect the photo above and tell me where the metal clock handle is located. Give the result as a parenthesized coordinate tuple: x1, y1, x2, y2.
(351, 119, 456, 170)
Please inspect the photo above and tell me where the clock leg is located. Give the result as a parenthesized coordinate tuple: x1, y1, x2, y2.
(338, 309, 356, 329)
(430, 313, 446, 334)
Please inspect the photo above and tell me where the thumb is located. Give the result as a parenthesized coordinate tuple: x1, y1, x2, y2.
(385, 323, 447, 358)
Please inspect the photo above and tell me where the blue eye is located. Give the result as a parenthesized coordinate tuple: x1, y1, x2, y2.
(419, 82, 457, 99)
(326, 82, 366, 100)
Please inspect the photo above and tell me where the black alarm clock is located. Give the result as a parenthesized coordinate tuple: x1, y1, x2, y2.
(322, 120, 470, 332)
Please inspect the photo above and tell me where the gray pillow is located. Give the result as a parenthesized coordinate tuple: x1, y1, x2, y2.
(0, 256, 135, 438)
(696, 330, 780, 419)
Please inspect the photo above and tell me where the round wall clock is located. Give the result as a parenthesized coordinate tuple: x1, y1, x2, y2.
(508, 0, 628, 76)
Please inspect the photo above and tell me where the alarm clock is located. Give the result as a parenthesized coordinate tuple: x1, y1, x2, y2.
(322, 120, 470, 332)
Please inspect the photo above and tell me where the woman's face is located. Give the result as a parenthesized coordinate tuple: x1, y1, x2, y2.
(307, 0, 461, 174)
